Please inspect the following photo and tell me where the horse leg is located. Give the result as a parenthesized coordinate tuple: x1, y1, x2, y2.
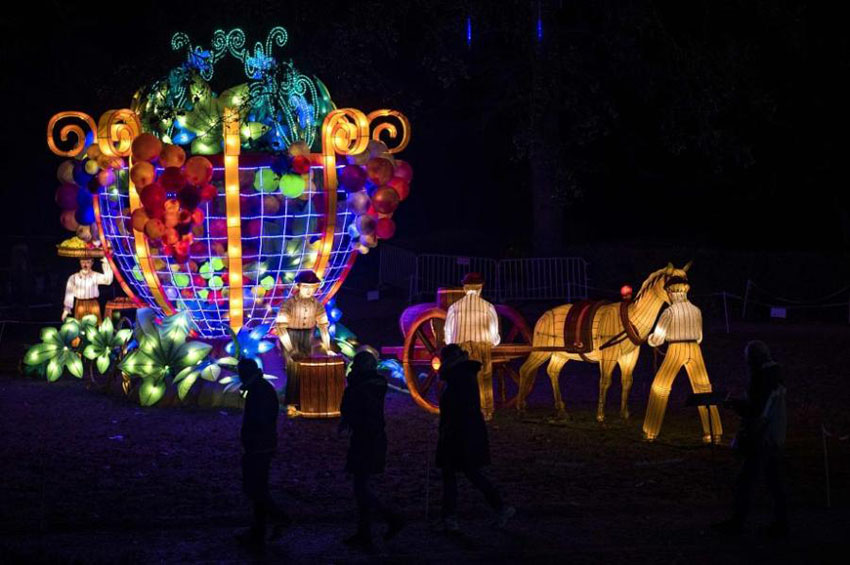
(617, 347, 640, 420)
(546, 354, 569, 419)
(596, 359, 617, 423)
(517, 352, 550, 414)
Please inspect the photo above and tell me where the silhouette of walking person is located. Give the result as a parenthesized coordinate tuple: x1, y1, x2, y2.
(236, 358, 291, 548)
(436, 344, 515, 533)
(714, 340, 788, 537)
(339, 350, 404, 551)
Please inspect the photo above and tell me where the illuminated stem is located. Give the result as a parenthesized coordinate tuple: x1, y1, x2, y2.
(223, 107, 244, 331)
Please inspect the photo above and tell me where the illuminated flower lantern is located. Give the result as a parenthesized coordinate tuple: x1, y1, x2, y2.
(47, 27, 412, 338)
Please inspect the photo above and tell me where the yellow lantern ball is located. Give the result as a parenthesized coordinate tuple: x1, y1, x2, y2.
(287, 140, 310, 157)
(84, 159, 100, 175)
(86, 144, 102, 160)
(130, 162, 156, 188)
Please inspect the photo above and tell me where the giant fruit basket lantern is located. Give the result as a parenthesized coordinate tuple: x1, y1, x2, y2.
(47, 27, 412, 338)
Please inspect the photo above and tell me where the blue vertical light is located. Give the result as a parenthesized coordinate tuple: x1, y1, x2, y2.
(537, 2, 543, 41)
(466, 16, 472, 48)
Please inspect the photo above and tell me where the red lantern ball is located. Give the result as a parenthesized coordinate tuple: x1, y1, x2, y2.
(393, 159, 413, 182)
(200, 183, 217, 202)
(372, 186, 400, 215)
(131, 133, 163, 163)
(375, 217, 396, 239)
(291, 155, 311, 175)
(140, 183, 166, 217)
(55, 183, 79, 210)
(60, 209, 79, 231)
(366, 157, 394, 186)
(387, 177, 410, 201)
(159, 167, 186, 192)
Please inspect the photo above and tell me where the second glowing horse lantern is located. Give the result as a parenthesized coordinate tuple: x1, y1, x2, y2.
(46, 28, 412, 339)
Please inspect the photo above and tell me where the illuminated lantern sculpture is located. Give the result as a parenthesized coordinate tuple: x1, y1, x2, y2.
(274, 270, 331, 410)
(444, 272, 501, 421)
(517, 264, 691, 421)
(57, 237, 113, 323)
(46, 27, 412, 339)
(642, 264, 722, 443)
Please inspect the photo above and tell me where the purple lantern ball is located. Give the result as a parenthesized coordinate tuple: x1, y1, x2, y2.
(346, 190, 371, 215)
(55, 183, 79, 210)
(339, 164, 367, 192)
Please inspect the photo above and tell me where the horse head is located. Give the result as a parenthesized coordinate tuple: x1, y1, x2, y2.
(636, 262, 692, 305)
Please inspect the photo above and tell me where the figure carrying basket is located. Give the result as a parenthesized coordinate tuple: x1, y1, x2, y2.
(57, 237, 113, 323)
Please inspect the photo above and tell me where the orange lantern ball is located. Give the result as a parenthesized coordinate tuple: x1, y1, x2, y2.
(159, 144, 186, 168)
(372, 186, 400, 215)
(144, 218, 166, 240)
(184, 156, 214, 185)
(131, 208, 150, 231)
(131, 133, 163, 163)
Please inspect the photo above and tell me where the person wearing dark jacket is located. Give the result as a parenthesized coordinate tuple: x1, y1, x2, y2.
(339, 350, 404, 550)
(436, 344, 515, 532)
(714, 340, 788, 537)
(237, 358, 290, 548)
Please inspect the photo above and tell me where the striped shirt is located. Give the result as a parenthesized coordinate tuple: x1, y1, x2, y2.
(63, 259, 113, 311)
(647, 292, 702, 346)
(276, 296, 329, 330)
(444, 291, 500, 346)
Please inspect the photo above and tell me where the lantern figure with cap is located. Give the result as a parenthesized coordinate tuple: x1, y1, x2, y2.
(57, 237, 114, 323)
(443, 272, 501, 421)
(275, 270, 332, 410)
(643, 262, 722, 443)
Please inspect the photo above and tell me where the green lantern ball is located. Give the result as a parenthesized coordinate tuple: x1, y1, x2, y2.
(279, 173, 306, 198)
(253, 169, 279, 193)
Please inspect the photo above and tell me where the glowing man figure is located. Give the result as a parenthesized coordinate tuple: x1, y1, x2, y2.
(444, 272, 501, 421)
(275, 270, 331, 408)
(642, 270, 722, 443)
(62, 257, 114, 323)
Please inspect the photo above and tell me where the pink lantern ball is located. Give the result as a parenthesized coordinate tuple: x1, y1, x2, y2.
(57, 160, 76, 184)
(131, 133, 163, 163)
(393, 159, 413, 182)
(387, 177, 410, 201)
(55, 183, 79, 210)
(366, 157, 394, 186)
(263, 195, 281, 214)
(244, 218, 262, 238)
(184, 156, 214, 185)
(346, 190, 371, 215)
(339, 164, 367, 192)
(159, 167, 186, 192)
(375, 217, 396, 239)
(372, 186, 400, 215)
(159, 144, 186, 168)
(130, 161, 156, 188)
(60, 209, 79, 231)
(356, 214, 377, 236)
(200, 183, 217, 202)
(97, 169, 116, 187)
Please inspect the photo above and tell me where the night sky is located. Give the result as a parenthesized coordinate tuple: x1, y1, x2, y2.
(3, 0, 848, 257)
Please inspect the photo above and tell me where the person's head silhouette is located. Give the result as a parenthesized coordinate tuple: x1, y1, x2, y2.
(238, 357, 262, 388)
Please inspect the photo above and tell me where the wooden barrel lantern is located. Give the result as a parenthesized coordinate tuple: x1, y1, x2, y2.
(292, 355, 346, 418)
(436, 287, 465, 311)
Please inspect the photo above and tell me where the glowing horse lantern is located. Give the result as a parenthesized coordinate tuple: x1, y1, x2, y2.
(47, 108, 411, 338)
(517, 264, 692, 421)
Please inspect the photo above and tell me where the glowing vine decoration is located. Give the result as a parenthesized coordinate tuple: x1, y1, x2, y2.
(166, 27, 322, 149)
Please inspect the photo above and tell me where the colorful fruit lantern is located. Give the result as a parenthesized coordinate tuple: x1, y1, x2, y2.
(47, 27, 412, 338)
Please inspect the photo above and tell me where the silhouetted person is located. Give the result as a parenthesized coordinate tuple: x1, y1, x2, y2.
(436, 344, 515, 532)
(339, 350, 404, 550)
(714, 340, 788, 537)
(237, 358, 290, 548)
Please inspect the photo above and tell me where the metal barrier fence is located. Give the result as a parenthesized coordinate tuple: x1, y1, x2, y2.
(378, 246, 589, 303)
(497, 257, 588, 302)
